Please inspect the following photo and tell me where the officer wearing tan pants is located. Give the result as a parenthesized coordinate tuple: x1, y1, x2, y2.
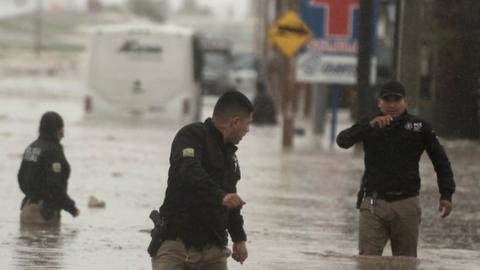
(148, 91, 253, 269)
(359, 196, 421, 256)
(18, 112, 80, 225)
(337, 81, 455, 257)
(20, 200, 61, 224)
(152, 239, 231, 270)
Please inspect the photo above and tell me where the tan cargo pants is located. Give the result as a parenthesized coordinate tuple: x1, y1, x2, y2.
(151, 239, 231, 270)
(20, 200, 60, 224)
(359, 196, 421, 257)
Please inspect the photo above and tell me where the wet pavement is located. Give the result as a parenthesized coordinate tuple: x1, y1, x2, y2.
(0, 81, 479, 269)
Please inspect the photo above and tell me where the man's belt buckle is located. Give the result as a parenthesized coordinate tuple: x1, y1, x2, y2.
(381, 191, 404, 201)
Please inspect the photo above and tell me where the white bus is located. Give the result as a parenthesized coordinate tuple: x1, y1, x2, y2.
(84, 23, 202, 123)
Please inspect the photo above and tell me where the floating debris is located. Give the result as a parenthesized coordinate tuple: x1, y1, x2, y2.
(87, 195, 106, 208)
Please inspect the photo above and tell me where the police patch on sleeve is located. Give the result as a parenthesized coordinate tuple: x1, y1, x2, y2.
(52, 162, 62, 173)
(182, 148, 195, 157)
(23, 147, 41, 162)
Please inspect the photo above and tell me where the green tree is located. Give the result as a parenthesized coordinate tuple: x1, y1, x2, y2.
(177, 0, 213, 16)
(127, 0, 170, 22)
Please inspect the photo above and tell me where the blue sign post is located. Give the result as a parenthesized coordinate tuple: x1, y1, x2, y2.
(297, 0, 378, 147)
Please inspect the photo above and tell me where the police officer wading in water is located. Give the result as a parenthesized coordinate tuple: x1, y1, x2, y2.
(336, 81, 455, 257)
(18, 111, 80, 224)
(149, 91, 253, 270)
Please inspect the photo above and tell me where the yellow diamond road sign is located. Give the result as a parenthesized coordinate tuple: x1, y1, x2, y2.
(268, 10, 313, 58)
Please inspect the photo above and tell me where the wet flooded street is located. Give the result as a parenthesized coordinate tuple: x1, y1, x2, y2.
(0, 85, 479, 270)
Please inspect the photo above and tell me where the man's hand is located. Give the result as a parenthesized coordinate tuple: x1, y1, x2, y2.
(369, 115, 394, 128)
(439, 200, 452, 218)
(222, 193, 245, 209)
(72, 208, 80, 217)
(232, 241, 248, 264)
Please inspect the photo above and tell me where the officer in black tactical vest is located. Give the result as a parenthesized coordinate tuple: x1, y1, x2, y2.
(149, 91, 253, 270)
(18, 111, 80, 224)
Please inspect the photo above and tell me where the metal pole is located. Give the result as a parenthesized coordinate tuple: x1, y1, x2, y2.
(312, 84, 328, 134)
(394, 0, 421, 113)
(392, 0, 402, 78)
(330, 85, 340, 149)
(282, 57, 294, 148)
(357, 0, 374, 121)
(281, 0, 299, 149)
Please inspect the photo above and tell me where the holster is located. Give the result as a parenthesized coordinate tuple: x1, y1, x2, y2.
(356, 190, 364, 209)
(147, 209, 167, 257)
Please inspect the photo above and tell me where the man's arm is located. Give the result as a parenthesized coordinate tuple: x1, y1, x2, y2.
(227, 207, 248, 264)
(232, 240, 248, 264)
(18, 161, 39, 198)
(227, 178, 247, 262)
(336, 118, 372, 149)
(227, 208, 246, 242)
(43, 150, 78, 216)
(423, 122, 455, 217)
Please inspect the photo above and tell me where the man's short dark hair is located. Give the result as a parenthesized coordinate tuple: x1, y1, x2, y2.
(213, 90, 253, 119)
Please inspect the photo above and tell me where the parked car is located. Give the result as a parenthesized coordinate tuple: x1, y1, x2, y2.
(230, 52, 258, 100)
(200, 36, 235, 95)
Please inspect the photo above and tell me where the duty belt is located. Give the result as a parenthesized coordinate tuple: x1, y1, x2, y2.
(366, 191, 418, 202)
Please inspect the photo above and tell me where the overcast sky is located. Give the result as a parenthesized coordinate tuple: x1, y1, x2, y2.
(1, 0, 251, 19)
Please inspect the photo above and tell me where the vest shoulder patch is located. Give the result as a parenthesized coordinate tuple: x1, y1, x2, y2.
(182, 148, 195, 158)
(52, 162, 62, 173)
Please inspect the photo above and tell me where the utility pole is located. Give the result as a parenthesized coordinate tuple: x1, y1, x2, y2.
(34, 0, 43, 57)
(281, 0, 299, 149)
(254, 0, 268, 81)
(282, 57, 294, 148)
(356, 0, 375, 120)
(433, 0, 480, 139)
(393, 0, 421, 113)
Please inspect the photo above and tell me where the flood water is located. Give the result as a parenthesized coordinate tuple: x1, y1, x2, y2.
(0, 78, 479, 269)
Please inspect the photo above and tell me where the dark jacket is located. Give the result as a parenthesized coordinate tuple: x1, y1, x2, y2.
(336, 111, 455, 202)
(18, 136, 77, 216)
(18, 112, 77, 217)
(159, 118, 246, 249)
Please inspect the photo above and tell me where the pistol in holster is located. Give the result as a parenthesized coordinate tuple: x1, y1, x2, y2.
(147, 209, 167, 257)
(356, 182, 365, 209)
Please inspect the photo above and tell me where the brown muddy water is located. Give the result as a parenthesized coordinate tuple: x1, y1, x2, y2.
(0, 93, 479, 270)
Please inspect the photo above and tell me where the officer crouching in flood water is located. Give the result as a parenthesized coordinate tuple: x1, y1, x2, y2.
(18, 111, 80, 224)
(148, 91, 253, 270)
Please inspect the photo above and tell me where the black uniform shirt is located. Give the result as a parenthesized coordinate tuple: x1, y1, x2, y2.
(160, 118, 246, 249)
(336, 111, 455, 201)
(18, 137, 77, 214)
